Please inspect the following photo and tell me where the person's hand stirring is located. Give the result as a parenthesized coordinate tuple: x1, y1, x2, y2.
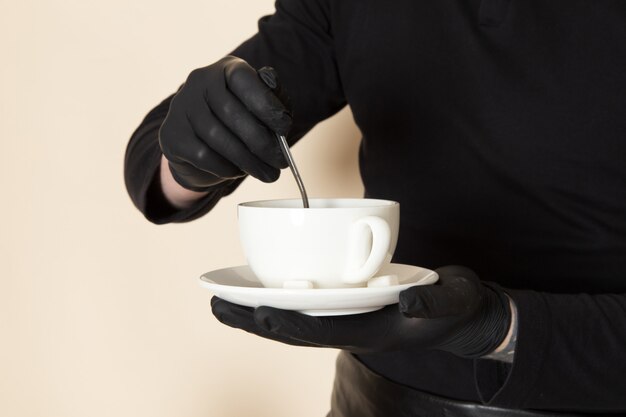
(158, 56, 292, 192)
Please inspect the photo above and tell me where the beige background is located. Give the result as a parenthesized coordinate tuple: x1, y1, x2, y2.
(1, 0, 363, 416)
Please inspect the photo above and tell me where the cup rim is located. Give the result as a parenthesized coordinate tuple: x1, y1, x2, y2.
(238, 198, 399, 209)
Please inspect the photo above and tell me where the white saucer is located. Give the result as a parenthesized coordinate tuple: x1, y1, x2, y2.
(198, 263, 438, 316)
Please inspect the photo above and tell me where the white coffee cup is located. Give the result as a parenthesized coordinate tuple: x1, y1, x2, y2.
(238, 198, 400, 289)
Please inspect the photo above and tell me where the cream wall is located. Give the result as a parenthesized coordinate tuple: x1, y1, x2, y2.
(1, 1, 363, 416)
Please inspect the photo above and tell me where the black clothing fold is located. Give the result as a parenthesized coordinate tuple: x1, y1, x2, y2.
(329, 351, 616, 417)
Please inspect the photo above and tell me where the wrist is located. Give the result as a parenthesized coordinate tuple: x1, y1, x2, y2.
(483, 295, 517, 363)
(159, 154, 210, 209)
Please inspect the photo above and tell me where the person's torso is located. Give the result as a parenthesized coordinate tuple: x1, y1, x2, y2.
(327, 0, 626, 403)
(331, 0, 626, 294)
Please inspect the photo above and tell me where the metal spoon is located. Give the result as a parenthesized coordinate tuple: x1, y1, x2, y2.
(275, 133, 309, 208)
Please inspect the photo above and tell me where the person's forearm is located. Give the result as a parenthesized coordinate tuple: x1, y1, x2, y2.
(159, 154, 209, 209)
(483, 296, 517, 363)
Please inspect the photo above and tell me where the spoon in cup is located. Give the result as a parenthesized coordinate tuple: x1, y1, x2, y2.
(275, 133, 309, 208)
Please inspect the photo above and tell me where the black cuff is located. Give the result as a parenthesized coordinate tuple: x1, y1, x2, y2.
(442, 282, 512, 358)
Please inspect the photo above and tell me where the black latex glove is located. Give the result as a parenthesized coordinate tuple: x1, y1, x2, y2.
(211, 266, 512, 358)
(158, 56, 292, 191)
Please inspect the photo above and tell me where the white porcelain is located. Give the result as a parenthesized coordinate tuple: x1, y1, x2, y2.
(198, 263, 438, 316)
(238, 198, 400, 288)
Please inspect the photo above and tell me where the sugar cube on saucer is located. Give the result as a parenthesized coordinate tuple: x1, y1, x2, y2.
(282, 280, 314, 289)
(367, 274, 399, 288)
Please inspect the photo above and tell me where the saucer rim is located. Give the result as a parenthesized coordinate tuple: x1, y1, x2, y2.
(198, 263, 438, 316)
(199, 263, 438, 293)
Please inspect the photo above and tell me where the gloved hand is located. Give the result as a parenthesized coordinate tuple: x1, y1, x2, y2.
(211, 266, 512, 358)
(159, 56, 292, 191)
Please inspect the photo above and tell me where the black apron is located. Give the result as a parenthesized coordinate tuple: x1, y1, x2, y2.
(328, 351, 611, 417)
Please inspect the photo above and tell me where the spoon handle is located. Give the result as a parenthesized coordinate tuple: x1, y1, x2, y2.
(275, 133, 309, 208)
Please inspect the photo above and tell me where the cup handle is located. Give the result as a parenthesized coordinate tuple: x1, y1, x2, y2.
(342, 216, 391, 284)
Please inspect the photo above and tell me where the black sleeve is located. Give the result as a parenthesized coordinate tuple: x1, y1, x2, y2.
(123, 0, 346, 224)
(477, 290, 626, 412)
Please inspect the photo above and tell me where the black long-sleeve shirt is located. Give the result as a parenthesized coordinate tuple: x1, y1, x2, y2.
(125, 0, 626, 412)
